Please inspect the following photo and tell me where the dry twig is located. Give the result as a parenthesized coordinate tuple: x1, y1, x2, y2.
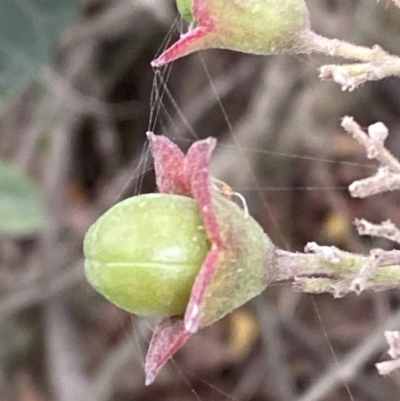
(376, 331, 400, 375)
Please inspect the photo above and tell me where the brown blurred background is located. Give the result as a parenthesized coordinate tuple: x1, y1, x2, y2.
(2, 0, 400, 400)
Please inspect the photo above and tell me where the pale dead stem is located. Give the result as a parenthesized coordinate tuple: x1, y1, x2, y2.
(279, 115, 400, 384)
(288, 109, 400, 394)
(301, 29, 400, 90)
(277, 0, 400, 386)
(376, 331, 400, 375)
(301, 0, 400, 91)
(341, 117, 400, 376)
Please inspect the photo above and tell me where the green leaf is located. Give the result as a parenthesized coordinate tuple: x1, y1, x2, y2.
(0, 159, 43, 236)
(0, 0, 82, 100)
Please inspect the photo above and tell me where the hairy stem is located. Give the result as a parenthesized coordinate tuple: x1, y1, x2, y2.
(268, 245, 400, 296)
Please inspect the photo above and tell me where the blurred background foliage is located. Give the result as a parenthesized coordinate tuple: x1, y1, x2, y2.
(2, 0, 400, 400)
(0, 0, 81, 100)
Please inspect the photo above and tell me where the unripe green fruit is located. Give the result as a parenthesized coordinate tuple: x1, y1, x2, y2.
(84, 194, 211, 316)
(152, 0, 311, 67)
(209, 0, 310, 54)
(177, 0, 194, 23)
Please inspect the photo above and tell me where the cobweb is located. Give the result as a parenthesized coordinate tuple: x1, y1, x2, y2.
(115, 15, 393, 401)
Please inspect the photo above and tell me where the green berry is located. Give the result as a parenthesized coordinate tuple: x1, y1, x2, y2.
(84, 194, 211, 317)
(176, 0, 194, 23)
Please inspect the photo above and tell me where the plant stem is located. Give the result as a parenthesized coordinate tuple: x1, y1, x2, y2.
(301, 30, 386, 62)
(267, 246, 400, 296)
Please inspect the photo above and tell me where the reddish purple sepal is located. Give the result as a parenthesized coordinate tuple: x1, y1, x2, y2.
(145, 132, 223, 383)
(146, 132, 190, 195)
(152, 0, 215, 67)
(145, 132, 271, 384)
(145, 318, 191, 385)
